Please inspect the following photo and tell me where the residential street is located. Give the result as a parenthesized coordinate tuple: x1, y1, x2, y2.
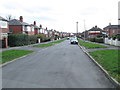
(2, 40, 115, 88)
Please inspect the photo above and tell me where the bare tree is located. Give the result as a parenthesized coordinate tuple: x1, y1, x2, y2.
(6, 14, 15, 21)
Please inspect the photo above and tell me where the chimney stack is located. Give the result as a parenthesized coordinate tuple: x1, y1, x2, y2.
(34, 21, 36, 25)
(40, 24, 42, 28)
(95, 25, 97, 28)
(19, 16, 23, 22)
(109, 23, 111, 26)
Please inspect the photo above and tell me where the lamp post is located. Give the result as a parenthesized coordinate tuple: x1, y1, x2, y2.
(76, 22, 78, 38)
(118, 18, 120, 24)
(84, 20, 86, 40)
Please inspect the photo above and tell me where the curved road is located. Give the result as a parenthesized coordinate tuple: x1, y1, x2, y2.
(2, 40, 115, 88)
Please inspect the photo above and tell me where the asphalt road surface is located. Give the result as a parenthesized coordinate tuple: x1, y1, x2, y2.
(2, 40, 115, 88)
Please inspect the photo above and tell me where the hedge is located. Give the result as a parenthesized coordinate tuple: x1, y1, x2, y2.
(95, 38, 104, 43)
(111, 35, 120, 41)
(36, 34, 51, 42)
(88, 38, 104, 43)
(8, 34, 37, 47)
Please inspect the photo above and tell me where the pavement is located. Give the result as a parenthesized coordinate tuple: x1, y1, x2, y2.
(2, 40, 116, 88)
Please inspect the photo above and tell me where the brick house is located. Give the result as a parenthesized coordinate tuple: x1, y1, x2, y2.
(48, 29, 53, 38)
(81, 30, 89, 39)
(43, 27, 48, 37)
(32, 21, 39, 35)
(103, 23, 120, 37)
(88, 25, 102, 38)
(39, 24, 43, 34)
(0, 16, 9, 48)
(9, 16, 34, 35)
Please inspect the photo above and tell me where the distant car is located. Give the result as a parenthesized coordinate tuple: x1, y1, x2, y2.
(67, 37, 70, 40)
(70, 38, 78, 44)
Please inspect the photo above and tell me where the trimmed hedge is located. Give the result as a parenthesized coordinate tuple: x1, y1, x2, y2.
(88, 38, 95, 42)
(95, 38, 104, 43)
(36, 34, 51, 42)
(88, 38, 104, 43)
(111, 35, 120, 41)
(8, 34, 37, 47)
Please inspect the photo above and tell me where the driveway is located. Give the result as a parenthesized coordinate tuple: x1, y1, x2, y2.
(2, 40, 115, 88)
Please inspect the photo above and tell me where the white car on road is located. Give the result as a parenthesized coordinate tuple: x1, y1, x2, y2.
(70, 38, 78, 44)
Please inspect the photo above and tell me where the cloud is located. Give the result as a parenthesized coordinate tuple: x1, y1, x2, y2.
(80, 7, 100, 16)
(0, 0, 119, 33)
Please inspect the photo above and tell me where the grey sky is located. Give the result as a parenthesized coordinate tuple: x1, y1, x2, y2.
(0, 0, 119, 33)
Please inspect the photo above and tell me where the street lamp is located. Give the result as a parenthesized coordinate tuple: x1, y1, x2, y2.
(84, 20, 86, 40)
(76, 22, 78, 37)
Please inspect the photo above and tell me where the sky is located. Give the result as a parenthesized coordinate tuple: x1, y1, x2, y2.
(0, 0, 119, 33)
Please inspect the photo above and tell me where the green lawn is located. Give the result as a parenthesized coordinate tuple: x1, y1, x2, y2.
(89, 49, 120, 83)
(0, 49, 33, 64)
(33, 39, 65, 47)
(33, 43, 53, 47)
(78, 40, 108, 49)
(50, 39, 65, 44)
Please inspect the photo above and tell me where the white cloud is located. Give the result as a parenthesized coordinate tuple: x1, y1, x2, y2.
(0, 0, 119, 32)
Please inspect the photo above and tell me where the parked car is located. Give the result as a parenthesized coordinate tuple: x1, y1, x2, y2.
(70, 38, 78, 44)
(67, 37, 70, 40)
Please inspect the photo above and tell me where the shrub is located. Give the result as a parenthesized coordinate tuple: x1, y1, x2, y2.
(8, 34, 37, 47)
(36, 34, 46, 42)
(88, 38, 95, 42)
(95, 38, 104, 43)
(88, 37, 104, 43)
(108, 37, 111, 39)
(112, 35, 120, 41)
(36, 34, 52, 42)
(44, 37, 51, 42)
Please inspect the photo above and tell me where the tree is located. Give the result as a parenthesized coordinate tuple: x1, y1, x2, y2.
(6, 14, 15, 21)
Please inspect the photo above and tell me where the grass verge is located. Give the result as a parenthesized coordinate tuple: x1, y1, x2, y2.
(33, 39, 66, 47)
(78, 40, 107, 49)
(50, 39, 66, 44)
(0, 49, 33, 64)
(89, 49, 120, 83)
(33, 43, 53, 47)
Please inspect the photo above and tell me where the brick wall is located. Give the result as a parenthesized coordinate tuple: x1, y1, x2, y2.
(28, 31, 34, 35)
(9, 25, 23, 34)
(0, 28, 9, 33)
(34, 28, 38, 35)
(105, 28, 120, 36)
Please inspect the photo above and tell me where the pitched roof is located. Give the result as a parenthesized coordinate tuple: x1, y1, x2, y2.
(0, 16, 8, 21)
(89, 27, 102, 31)
(103, 25, 120, 29)
(31, 24, 39, 29)
(9, 19, 30, 26)
(34, 25, 39, 29)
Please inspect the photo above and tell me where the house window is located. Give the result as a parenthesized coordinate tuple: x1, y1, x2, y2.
(24, 26, 27, 31)
(31, 27, 34, 31)
(0, 21, 7, 28)
(113, 30, 115, 33)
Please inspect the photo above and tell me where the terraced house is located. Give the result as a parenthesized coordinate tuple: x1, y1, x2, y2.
(9, 16, 34, 35)
(0, 16, 9, 48)
(31, 21, 40, 35)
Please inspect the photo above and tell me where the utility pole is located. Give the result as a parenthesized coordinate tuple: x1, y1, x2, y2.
(84, 20, 86, 40)
(76, 22, 78, 38)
